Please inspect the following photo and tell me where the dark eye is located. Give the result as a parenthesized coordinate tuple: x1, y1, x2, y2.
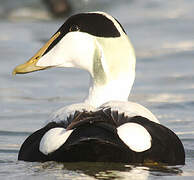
(69, 25, 80, 32)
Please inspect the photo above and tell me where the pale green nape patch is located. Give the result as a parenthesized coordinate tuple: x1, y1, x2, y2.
(96, 35, 136, 81)
(93, 45, 107, 85)
(86, 31, 136, 107)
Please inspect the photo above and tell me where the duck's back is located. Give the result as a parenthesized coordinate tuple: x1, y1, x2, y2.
(18, 108, 185, 165)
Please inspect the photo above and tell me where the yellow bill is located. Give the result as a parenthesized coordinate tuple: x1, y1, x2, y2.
(12, 32, 61, 75)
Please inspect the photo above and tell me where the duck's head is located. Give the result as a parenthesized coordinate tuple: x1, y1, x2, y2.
(13, 12, 136, 107)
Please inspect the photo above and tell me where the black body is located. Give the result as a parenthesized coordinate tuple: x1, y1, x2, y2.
(18, 108, 185, 165)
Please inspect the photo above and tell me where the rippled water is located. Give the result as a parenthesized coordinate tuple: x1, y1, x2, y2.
(1, 0, 194, 179)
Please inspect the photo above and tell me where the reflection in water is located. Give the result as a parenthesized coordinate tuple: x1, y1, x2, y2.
(30, 161, 183, 180)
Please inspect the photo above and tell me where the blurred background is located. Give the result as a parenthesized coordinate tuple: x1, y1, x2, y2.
(0, 0, 194, 179)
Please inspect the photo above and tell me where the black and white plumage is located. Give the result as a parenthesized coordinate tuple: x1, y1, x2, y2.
(18, 108, 184, 165)
(13, 12, 185, 165)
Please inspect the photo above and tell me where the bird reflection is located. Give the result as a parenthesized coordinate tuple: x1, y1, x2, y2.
(32, 161, 183, 180)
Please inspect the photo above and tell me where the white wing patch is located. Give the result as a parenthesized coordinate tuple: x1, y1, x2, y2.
(117, 122, 151, 152)
(47, 103, 96, 124)
(39, 128, 73, 155)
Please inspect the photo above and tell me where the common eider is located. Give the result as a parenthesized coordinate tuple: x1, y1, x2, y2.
(13, 12, 185, 165)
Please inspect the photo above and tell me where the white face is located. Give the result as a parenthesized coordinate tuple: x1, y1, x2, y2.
(36, 31, 96, 74)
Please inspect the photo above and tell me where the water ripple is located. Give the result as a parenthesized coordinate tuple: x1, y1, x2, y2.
(0, 149, 18, 154)
(0, 130, 31, 136)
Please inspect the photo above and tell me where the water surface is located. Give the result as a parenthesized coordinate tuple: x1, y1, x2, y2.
(1, 0, 194, 179)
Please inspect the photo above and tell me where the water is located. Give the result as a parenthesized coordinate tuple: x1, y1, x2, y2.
(1, 0, 194, 179)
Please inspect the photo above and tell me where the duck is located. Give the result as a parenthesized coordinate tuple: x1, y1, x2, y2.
(13, 12, 185, 165)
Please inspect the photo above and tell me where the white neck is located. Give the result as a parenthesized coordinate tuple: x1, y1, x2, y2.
(84, 74, 135, 107)
(84, 35, 136, 108)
